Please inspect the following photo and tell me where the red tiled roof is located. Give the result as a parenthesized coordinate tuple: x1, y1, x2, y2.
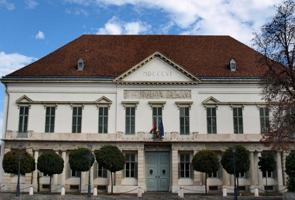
(5, 35, 268, 79)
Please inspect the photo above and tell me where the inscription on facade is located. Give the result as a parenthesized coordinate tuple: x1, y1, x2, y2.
(142, 70, 174, 78)
(124, 90, 191, 99)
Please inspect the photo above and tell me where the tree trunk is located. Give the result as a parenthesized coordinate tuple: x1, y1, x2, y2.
(37, 172, 40, 192)
(110, 172, 113, 194)
(49, 175, 52, 193)
(205, 173, 208, 194)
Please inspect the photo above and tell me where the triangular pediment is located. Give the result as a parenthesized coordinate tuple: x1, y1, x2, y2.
(202, 96, 220, 105)
(114, 52, 200, 84)
(96, 96, 112, 104)
(16, 95, 33, 104)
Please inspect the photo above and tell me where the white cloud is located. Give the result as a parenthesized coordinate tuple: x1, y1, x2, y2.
(96, 17, 150, 35)
(24, 0, 38, 9)
(0, 0, 15, 10)
(65, 0, 282, 44)
(0, 51, 36, 77)
(35, 30, 45, 40)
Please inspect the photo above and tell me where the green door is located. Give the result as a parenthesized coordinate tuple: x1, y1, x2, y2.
(145, 152, 170, 191)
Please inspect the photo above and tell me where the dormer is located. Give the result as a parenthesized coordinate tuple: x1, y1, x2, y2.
(229, 58, 237, 72)
(77, 58, 85, 71)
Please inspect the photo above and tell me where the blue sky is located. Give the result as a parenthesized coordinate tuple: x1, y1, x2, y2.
(0, 0, 282, 137)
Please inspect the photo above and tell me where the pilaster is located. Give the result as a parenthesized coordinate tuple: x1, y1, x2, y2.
(276, 151, 284, 191)
(171, 148, 178, 193)
(32, 150, 38, 192)
(137, 147, 145, 190)
(61, 151, 67, 188)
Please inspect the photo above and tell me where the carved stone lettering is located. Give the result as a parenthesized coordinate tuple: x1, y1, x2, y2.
(124, 90, 191, 99)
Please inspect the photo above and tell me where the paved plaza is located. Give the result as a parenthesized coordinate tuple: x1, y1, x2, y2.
(0, 193, 283, 200)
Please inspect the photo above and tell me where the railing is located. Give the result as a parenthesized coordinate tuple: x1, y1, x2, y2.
(5, 131, 263, 143)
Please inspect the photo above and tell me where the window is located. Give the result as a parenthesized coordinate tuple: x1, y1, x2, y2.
(77, 58, 85, 71)
(125, 153, 137, 178)
(208, 171, 218, 178)
(71, 170, 81, 177)
(229, 58, 237, 72)
(125, 106, 135, 134)
(72, 106, 82, 133)
(45, 106, 55, 133)
(97, 164, 107, 178)
(18, 106, 29, 133)
(179, 153, 191, 178)
(98, 107, 108, 133)
(152, 107, 162, 129)
(260, 107, 269, 134)
(233, 107, 243, 134)
(207, 107, 217, 134)
(262, 171, 273, 178)
(238, 172, 246, 178)
(180, 107, 190, 135)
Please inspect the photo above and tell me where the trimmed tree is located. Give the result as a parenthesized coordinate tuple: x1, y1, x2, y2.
(2, 149, 35, 195)
(192, 150, 219, 194)
(286, 151, 295, 192)
(69, 148, 95, 193)
(221, 145, 250, 193)
(258, 151, 276, 192)
(37, 150, 64, 192)
(94, 145, 125, 194)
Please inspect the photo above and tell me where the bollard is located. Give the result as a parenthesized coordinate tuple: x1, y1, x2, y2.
(93, 187, 97, 196)
(222, 188, 227, 197)
(254, 188, 259, 197)
(137, 186, 142, 198)
(29, 186, 33, 195)
(61, 186, 65, 196)
(178, 187, 184, 199)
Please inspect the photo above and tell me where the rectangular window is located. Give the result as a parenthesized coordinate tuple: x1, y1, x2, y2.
(260, 107, 269, 134)
(179, 153, 191, 178)
(97, 164, 108, 178)
(207, 107, 217, 134)
(233, 107, 243, 134)
(152, 107, 162, 129)
(180, 107, 190, 135)
(208, 171, 218, 178)
(98, 107, 108, 133)
(71, 170, 81, 177)
(262, 171, 273, 178)
(125, 153, 137, 178)
(72, 106, 82, 133)
(45, 106, 55, 133)
(18, 106, 29, 133)
(125, 107, 135, 134)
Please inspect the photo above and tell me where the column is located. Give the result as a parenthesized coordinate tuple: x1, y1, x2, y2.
(276, 151, 284, 191)
(282, 151, 289, 186)
(249, 151, 258, 191)
(257, 152, 263, 189)
(222, 168, 230, 186)
(171, 148, 179, 193)
(52, 151, 59, 192)
(61, 151, 67, 188)
(32, 150, 38, 192)
(193, 150, 202, 185)
(137, 148, 145, 190)
(90, 165, 94, 192)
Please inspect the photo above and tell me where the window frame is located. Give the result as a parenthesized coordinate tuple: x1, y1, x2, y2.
(98, 106, 108, 134)
(207, 106, 217, 134)
(72, 106, 82, 133)
(124, 152, 138, 178)
(179, 152, 192, 178)
(45, 106, 56, 133)
(233, 107, 243, 134)
(259, 107, 270, 134)
(18, 106, 29, 133)
(125, 106, 136, 135)
(179, 106, 190, 135)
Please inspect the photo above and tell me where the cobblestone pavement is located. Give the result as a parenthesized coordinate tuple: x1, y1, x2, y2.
(0, 193, 283, 200)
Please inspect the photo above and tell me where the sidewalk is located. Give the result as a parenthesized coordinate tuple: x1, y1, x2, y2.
(0, 193, 283, 200)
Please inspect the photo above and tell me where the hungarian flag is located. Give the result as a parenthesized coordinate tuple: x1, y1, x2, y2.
(150, 120, 157, 134)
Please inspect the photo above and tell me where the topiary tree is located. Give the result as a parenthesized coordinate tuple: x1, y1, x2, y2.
(94, 145, 125, 194)
(2, 149, 35, 195)
(286, 151, 295, 192)
(258, 151, 276, 192)
(221, 145, 250, 193)
(69, 148, 94, 194)
(37, 150, 64, 192)
(192, 150, 219, 194)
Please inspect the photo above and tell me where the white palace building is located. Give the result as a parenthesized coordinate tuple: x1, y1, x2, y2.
(0, 35, 291, 194)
